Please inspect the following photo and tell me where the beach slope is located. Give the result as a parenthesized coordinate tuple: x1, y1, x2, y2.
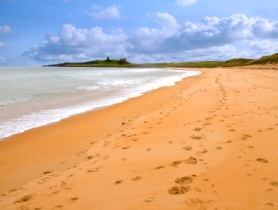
(0, 67, 278, 209)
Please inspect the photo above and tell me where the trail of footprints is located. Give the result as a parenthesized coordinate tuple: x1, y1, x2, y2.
(2, 71, 278, 209)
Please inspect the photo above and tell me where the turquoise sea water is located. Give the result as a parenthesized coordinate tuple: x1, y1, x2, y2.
(0, 67, 200, 140)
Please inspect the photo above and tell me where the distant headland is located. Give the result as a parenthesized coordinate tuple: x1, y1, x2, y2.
(44, 53, 278, 68)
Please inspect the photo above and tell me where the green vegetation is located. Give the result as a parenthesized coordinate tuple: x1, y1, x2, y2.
(45, 53, 278, 68)
(47, 57, 132, 67)
(250, 53, 278, 65)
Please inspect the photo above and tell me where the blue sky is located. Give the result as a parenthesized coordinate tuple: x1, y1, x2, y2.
(0, 0, 278, 66)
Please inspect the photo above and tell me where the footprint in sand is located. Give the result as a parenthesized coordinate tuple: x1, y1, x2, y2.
(51, 205, 63, 209)
(186, 156, 198, 164)
(14, 195, 33, 203)
(132, 176, 142, 181)
(171, 160, 183, 166)
(115, 180, 123, 185)
(175, 175, 195, 185)
(243, 134, 252, 138)
(266, 203, 274, 207)
(168, 186, 190, 195)
(270, 181, 278, 187)
(145, 197, 154, 202)
(103, 155, 109, 160)
(44, 170, 53, 175)
(192, 135, 202, 140)
(60, 181, 74, 190)
(183, 146, 192, 151)
(202, 122, 212, 127)
(70, 197, 78, 203)
(122, 146, 131, 150)
(87, 168, 99, 173)
(257, 158, 268, 163)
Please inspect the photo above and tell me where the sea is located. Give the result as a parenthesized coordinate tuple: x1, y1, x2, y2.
(0, 67, 201, 140)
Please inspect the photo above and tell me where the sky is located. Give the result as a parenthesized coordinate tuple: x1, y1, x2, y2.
(0, 0, 278, 66)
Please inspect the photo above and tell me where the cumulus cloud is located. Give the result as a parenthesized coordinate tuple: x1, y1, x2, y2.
(128, 14, 278, 56)
(0, 26, 11, 34)
(23, 24, 127, 62)
(156, 13, 180, 31)
(128, 13, 180, 53)
(24, 14, 278, 64)
(252, 19, 278, 39)
(177, 0, 197, 6)
(249, 40, 278, 57)
(86, 6, 120, 20)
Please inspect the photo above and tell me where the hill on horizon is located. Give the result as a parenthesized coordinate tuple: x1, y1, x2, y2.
(45, 53, 278, 68)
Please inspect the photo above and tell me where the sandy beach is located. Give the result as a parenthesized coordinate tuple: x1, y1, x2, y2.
(0, 67, 278, 209)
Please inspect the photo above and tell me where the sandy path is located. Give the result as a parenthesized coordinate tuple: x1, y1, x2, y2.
(0, 68, 278, 209)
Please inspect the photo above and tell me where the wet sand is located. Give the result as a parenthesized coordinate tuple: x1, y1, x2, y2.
(0, 67, 278, 209)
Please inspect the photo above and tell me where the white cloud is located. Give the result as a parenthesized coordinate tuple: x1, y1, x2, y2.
(24, 24, 127, 62)
(0, 26, 11, 34)
(156, 13, 180, 32)
(177, 0, 197, 6)
(249, 40, 278, 56)
(128, 13, 180, 53)
(86, 6, 120, 20)
(128, 14, 278, 55)
(24, 14, 278, 64)
(0, 41, 4, 47)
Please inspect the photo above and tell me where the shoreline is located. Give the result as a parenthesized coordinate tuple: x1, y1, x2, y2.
(0, 68, 203, 194)
(1, 67, 278, 209)
(0, 67, 200, 140)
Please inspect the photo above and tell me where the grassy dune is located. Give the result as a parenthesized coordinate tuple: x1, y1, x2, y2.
(46, 53, 278, 68)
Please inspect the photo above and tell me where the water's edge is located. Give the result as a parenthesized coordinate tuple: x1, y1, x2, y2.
(0, 68, 201, 140)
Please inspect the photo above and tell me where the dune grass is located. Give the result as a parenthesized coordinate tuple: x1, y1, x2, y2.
(46, 53, 278, 68)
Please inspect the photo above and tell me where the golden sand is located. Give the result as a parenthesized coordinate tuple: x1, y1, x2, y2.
(0, 67, 278, 209)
